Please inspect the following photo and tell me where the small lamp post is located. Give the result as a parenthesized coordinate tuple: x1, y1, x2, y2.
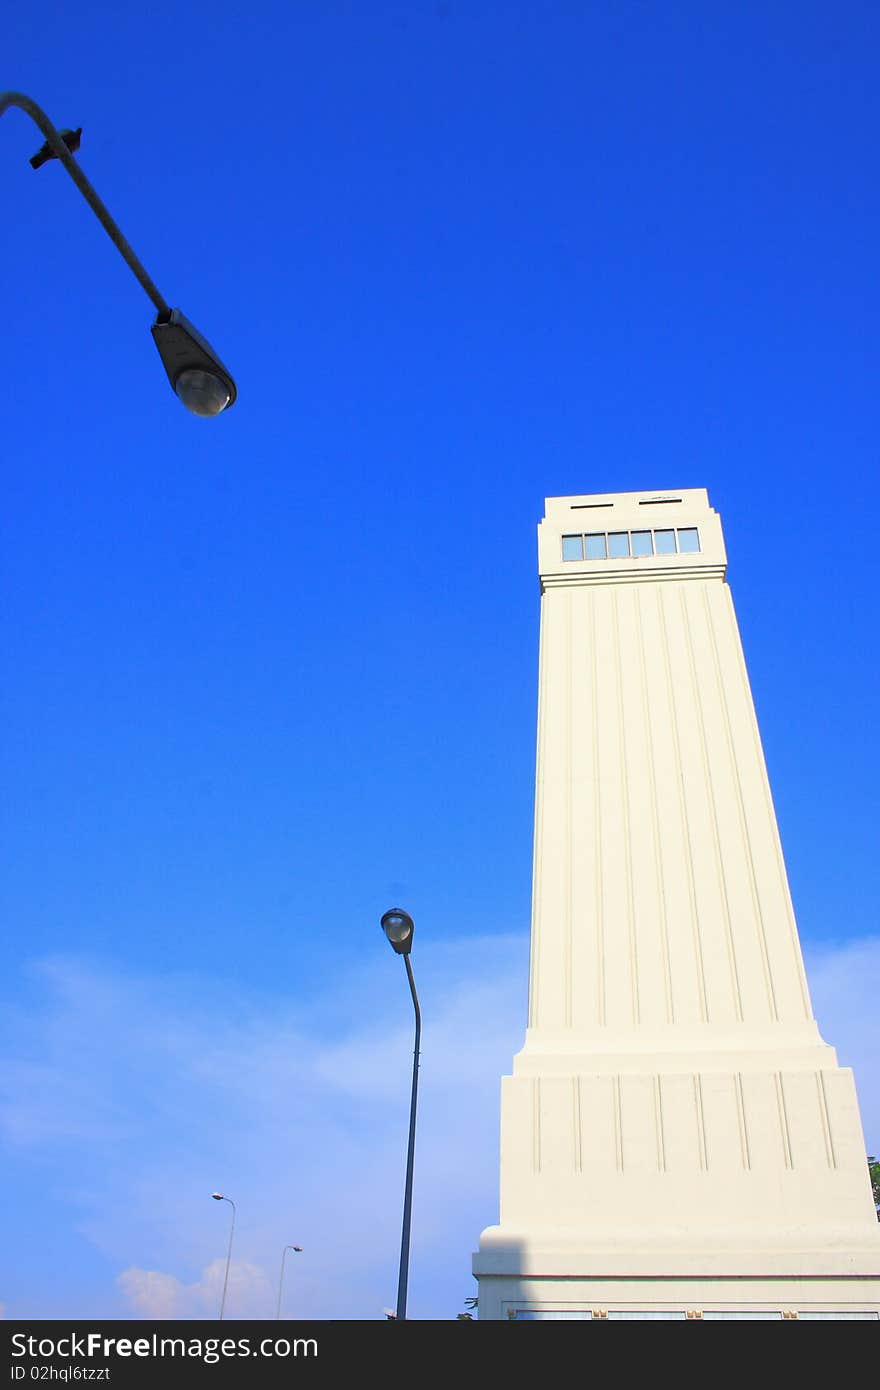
(1, 90, 236, 415)
(211, 1192, 236, 1319)
(380, 908, 421, 1321)
(276, 1244, 303, 1320)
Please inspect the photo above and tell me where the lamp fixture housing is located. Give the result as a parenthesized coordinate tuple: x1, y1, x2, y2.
(381, 908, 415, 954)
(152, 308, 237, 416)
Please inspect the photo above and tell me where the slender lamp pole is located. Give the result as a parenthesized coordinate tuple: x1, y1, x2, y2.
(211, 1192, 236, 1320)
(380, 908, 421, 1321)
(276, 1244, 303, 1320)
(1, 90, 236, 414)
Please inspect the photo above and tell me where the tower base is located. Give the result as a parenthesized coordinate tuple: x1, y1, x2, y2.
(473, 1235, 880, 1319)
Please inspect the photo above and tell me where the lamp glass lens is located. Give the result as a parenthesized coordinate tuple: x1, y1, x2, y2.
(382, 913, 412, 944)
(175, 369, 230, 417)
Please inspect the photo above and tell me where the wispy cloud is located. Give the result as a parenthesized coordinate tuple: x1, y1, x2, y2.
(118, 1261, 269, 1320)
(804, 936, 880, 1152)
(0, 937, 527, 1319)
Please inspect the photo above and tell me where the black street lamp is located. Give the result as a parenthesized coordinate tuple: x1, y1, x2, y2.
(380, 907, 421, 1322)
(211, 1192, 236, 1320)
(1, 90, 236, 416)
(276, 1244, 304, 1320)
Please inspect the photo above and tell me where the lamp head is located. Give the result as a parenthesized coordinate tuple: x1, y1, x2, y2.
(152, 308, 236, 416)
(212, 1192, 224, 1201)
(381, 908, 414, 955)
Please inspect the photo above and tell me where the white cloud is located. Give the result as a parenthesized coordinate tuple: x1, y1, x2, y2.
(804, 936, 880, 1153)
(117, 1269, 190, 1320)
(118, 1260, 269, 1320)
(0, 937, 527, 1320)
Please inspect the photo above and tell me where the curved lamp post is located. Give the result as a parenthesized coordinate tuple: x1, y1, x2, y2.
(1, 91, 236, 416)
(275, 1244, 303, 1320)
(211, 1192, 236, 1319)
(380, 907, 421, 1321)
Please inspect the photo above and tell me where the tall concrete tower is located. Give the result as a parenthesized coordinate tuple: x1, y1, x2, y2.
(474, 489, 879, 1319)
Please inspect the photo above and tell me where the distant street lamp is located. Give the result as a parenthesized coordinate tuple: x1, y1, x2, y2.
(1, 91, 236, 416)
(380, 907, 421, 1322)
(211, 1192, 236, 1319)
(275, 1244, 303, 1320)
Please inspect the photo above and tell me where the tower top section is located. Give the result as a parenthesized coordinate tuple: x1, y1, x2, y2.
(539, 487, 726, 589)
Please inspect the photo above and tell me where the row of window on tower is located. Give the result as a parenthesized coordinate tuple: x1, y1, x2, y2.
(560, 527, 701, 562)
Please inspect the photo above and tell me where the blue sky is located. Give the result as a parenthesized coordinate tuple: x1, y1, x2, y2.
(2, 1, 878, 1319)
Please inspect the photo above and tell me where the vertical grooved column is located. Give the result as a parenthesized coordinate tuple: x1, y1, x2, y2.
(478, 490, 880, 1315)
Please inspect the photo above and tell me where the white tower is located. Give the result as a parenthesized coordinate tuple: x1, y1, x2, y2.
(474, 489, 879, 1320)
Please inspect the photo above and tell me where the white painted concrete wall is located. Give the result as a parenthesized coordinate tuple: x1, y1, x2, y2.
(474, 489, 880, 1319)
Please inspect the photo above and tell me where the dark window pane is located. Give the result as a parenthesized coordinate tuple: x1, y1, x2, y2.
(562, 534, 583, 561)
(631, 530, 653, 557)
(677, 527, 700, 553)
(608, 532, 630, 558)
(585, 533, 607, 559)
(654, 529, 677, 554)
